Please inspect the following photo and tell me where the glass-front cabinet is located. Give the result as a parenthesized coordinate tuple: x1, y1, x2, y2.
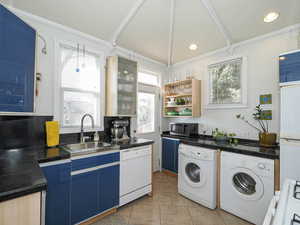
(106, 56, 137, 116)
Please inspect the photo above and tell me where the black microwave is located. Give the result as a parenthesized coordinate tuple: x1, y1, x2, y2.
(170, 123, 198, 137)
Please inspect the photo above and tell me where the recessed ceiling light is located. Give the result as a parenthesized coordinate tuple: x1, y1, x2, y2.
(264, 12, 279, 23)
(189, 44, 198, 51)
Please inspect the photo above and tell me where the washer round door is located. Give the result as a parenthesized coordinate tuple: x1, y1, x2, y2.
(230, 167, 264, 201)
(182, 159, 206, 188)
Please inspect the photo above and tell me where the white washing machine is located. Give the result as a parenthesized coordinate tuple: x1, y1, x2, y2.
(221, 151, 274, 225)
(178, 144, 217, 209)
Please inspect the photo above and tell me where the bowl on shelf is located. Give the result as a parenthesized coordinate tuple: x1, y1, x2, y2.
(166, 111, 179, 116)
(179, 108, 192, 116)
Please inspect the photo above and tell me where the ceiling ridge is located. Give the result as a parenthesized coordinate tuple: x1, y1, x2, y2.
(167, 0, 176, 67)
(200, 0, 232, 46)
(110, 0, 147, 45)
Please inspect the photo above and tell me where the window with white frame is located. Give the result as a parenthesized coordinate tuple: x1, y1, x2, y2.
(137, 71, 159, 134)
(59, 43, 102, 128)
(207, 57, 247, 108)
(137, 92, 155, 133)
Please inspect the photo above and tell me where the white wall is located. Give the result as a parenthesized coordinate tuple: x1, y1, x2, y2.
(7, 6, 167, 132)
(162, 28, 300, 140)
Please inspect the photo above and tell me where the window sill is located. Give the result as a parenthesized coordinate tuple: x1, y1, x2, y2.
(137, 131, 156, 135)
(204, 104, 248, 110)
(60, 127, 103, 134)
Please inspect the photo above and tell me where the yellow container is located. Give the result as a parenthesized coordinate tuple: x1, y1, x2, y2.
(45, 121, 60, 147)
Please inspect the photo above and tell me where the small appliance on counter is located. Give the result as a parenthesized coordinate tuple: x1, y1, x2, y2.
(111, 120, 130, 141)
(104, 116, 131, 142)
(170, 123, 198, 137)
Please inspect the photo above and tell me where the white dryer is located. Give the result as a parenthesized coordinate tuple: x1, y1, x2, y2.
(221, 151, 274, 225)
(178, 144, 217, 209)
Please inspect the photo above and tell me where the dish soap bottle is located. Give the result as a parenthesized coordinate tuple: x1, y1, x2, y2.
(94, 131, 99, 142)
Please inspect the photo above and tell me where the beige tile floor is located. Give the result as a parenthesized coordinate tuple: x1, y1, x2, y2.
(93, 172, 252, 225)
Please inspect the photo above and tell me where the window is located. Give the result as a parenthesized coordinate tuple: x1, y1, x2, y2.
(137, 92, 155, 133)
(59, 43, 102, 128)
(138, 72, 159, 86)
(207, 57, 247, 108)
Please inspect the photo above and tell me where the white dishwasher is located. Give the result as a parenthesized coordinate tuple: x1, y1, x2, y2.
(119, 145, 152, 206)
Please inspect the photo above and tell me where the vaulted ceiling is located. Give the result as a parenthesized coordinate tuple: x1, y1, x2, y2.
(6, 0, 300, 64)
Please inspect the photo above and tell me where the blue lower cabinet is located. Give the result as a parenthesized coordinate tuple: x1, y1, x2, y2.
(71, 153, 120, 225)
(162, 138, 180, 173)
(71, 170, 99, 225)
(41, 161, 71, 225)
(98, 165, 120, 212)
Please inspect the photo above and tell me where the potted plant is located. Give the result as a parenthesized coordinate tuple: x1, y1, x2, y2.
(236, 105, 277, 147)
(212, 128, 236, 144)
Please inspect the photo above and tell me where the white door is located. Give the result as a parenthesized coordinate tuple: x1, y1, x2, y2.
(136, 72, 161, 172)
(281, 85, 300, 139)
(280, 138, 300, 185)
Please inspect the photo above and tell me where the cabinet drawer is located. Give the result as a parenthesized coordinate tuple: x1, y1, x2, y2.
(72, 152, 120, 171)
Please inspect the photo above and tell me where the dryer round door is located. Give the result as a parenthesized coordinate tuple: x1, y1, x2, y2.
(182, 157, 206, 188)
(230, 167, 264, 201)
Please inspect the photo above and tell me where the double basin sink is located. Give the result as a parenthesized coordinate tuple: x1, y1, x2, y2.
(63, 142, 119, 156)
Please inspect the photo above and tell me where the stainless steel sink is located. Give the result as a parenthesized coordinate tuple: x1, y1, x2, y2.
(63, 142, 119, 156)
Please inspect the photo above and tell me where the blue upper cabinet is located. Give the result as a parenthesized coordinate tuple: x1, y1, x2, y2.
(0, 4, 36, 112)
(279, 51, 300, 84)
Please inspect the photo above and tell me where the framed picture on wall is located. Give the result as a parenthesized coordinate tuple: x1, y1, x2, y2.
(206, 56, 247, 109)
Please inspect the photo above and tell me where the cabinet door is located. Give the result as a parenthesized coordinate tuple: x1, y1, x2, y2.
(41, 162, 71, 225)
(117, 57, 137, 116)
(0, 5, 35, 112)
(98, 165, 120, 212)
(162, 138, 175, 172)
(71, 170, 98, 225)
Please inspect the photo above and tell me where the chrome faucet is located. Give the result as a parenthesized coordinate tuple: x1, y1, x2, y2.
(80, 114, 95, 143)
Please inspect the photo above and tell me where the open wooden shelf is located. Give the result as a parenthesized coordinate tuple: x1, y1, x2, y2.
(163, 79, 201, 118)
(165, 105, 192, 108)
(164, 115, 194, 118)
(165, 93, 192, 98)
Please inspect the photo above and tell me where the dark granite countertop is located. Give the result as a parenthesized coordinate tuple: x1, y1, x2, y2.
(0, 138, 153, 203)
(113, 138, 154, 150)
(161, 132, 279, 160)
(0, 146, 70, 202)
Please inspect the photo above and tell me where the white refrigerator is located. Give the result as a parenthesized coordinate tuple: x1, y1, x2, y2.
(280, 85, 300, 185)
(280, 50, 300, 186)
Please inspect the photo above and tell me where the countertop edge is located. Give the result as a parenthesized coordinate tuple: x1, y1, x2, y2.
(0, 182, 47, 203)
